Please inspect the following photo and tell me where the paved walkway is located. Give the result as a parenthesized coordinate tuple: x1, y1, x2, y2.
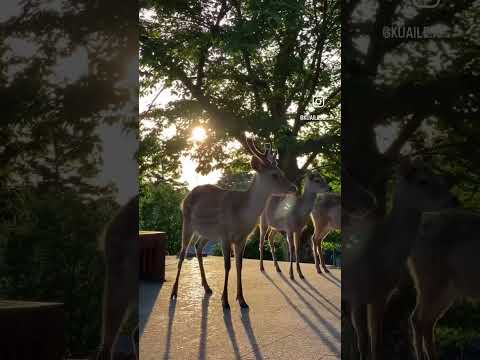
(140, 256, 341, 360)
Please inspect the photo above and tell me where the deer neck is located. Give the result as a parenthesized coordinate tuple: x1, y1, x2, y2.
(245, 175, 274, 221)
(385, 201, 423, 262)
(298, 188, 318, 217)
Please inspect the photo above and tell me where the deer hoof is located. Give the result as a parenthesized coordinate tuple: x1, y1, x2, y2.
(299, 274, 305, 279)
(276, 267, 282, 273)
(222, 301, 230, 310)
(204, 287, 213, 295)
(289, 274, 294, 280)
(170, 291, 177, 299)
(323, 268, 330, 273)
(260, 266, 265, 272)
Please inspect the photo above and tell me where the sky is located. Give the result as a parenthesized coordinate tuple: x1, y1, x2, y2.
(140, 86, 222, 189)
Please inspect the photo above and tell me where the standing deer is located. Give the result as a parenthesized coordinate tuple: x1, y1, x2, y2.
(408, 209, 478, 360)
(97, 195, 139, 360)
(343, 159, 457, 360)
(170, 136, 296, 308)
(311, 192, 341, 274)
(259, 172, 331, 279)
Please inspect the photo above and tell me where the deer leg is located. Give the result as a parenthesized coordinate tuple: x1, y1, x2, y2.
(311, 234, 321, 274)
(417, 285, 454, 360)
(351, 304, 368, 360)
(319, 232, 330, 273)
(367, 299, 386, 360)
(233, 240, 249, 308)
(286, 232, 295, 280)
(170, 225, 192, 299)
(259, 224, 267, 271)
(195, 237, 212, 294)
(221, 240, 232, 309)
(293, 232, 304, 279)
(410, 301, 426, 360)
(268, 229, 281, 272)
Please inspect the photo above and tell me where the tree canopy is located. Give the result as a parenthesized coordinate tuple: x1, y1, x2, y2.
(140, 0, 341, 184)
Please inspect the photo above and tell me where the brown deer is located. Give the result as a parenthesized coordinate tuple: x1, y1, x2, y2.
(408, 209, 478, 360)
(343, 159, 457, 360)
(97, 195, 139, 360)
(311, 192, 341, 274)
(170, 136, 296, 308)
(258, 172, 330, 279)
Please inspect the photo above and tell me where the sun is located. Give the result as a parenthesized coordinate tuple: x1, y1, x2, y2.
(191, 126, 207, 142)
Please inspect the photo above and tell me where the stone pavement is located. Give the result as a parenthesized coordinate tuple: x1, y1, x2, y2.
(140, 256, 341, 360)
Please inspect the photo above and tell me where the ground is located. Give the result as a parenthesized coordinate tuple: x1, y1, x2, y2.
(140, 255, 341, 360)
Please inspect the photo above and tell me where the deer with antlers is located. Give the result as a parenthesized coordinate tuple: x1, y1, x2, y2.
(311, 192, 341, 274)
(170, 135, 296, 308)
(258, 171, 331, 279)
(343, 159, 457, 360)
(408, 209, 478, 360)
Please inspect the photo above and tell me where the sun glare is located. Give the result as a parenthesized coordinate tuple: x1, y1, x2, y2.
(191, 126, 207, 142)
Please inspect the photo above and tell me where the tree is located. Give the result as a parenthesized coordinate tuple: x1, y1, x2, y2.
(140, 0, 341, 183)
(1, 0, 137, 355)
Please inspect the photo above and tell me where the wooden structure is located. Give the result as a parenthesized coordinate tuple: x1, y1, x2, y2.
(0, 300, 65, 360)
(139, 231, 167, 282)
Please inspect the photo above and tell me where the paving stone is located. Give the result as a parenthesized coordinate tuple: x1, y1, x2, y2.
(140, 256, 341, 360)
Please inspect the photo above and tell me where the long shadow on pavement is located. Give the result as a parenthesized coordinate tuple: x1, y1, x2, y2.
(262, 272, 340, 357)
(198, 293, 212, 360)
(277, 272, 341, 341)
(300, 277, 341, 313)
(163, 300, 177, 360)
(240, 307, 264, 360)
(140, 281, 163, 336)
(318, 272, 341, 288)
(223, 309, 242, 360)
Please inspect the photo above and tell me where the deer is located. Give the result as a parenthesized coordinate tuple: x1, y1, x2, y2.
(343, 158, 457, 360)
(310, 192, 341, 274)
(170, 136, 297, 309)
(408, 209, 479, 360)
(258, 171, 331, 279)
(97, 195, 139, 360)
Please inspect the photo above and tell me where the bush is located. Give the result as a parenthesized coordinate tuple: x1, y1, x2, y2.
(0, 188, 117, 354)
(140, 181, 188, 255)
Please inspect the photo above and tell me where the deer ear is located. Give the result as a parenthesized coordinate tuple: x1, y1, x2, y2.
(251, 156, 266, 172)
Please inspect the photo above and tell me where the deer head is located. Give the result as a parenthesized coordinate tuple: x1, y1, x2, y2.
(245, 136, 296, 194)
(396, 158, 458, 212)
(304, 171, 331, 194)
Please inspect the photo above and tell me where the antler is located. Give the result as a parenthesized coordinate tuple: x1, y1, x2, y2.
(264, 143, 278, 166)
(244, 134, 277, 166)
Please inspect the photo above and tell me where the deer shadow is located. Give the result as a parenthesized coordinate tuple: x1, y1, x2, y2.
(223, 308, 242, 360)
(300, 277, 341, 313)
(240, 307, 264, 360)
(198, 293, 211, 360)
(139, 281, 163, 336)
(162, 299, 177, 360)
(262, 272, 340, 356)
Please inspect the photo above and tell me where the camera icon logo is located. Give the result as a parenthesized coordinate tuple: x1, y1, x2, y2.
(312, 94, 325, 108)
(412, 0, 440, 8)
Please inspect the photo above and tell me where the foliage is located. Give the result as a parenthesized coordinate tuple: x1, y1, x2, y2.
(1, 1, 137, 356)
(0, 188, 118, 354)
(139, 181, 188, 255)
(436, 300, 480, 353)
(140, 0, 341, 183)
